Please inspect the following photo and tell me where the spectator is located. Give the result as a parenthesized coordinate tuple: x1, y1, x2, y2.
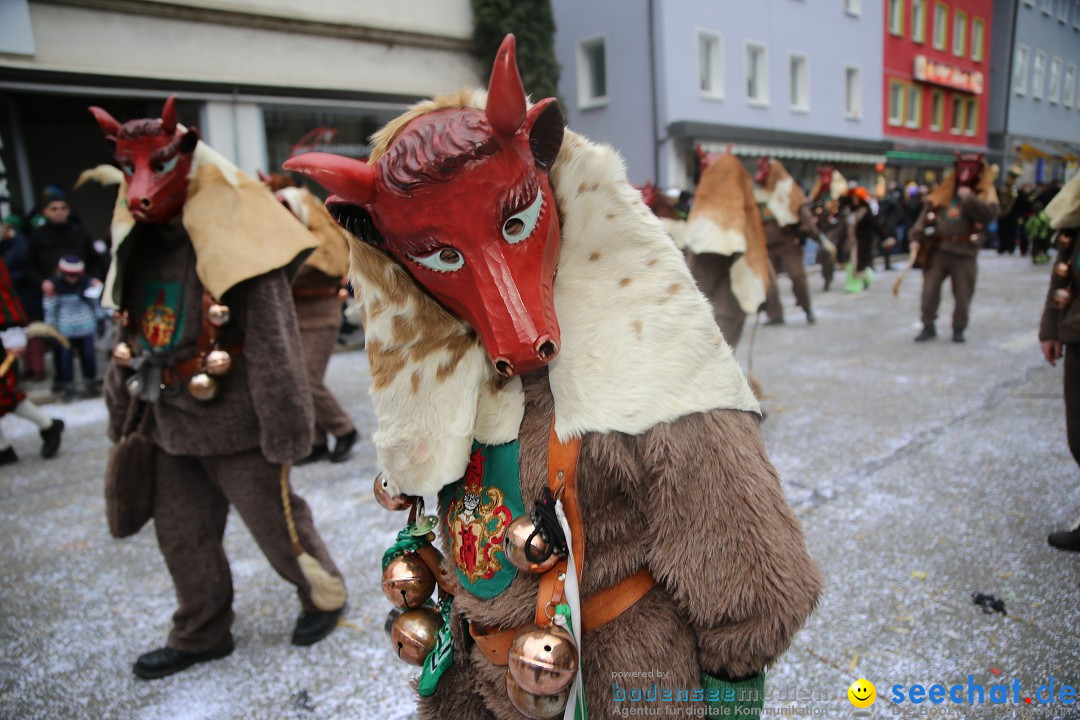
(42, 256, 102, 401)
(27, 189, 104, 286)
(0, 215, 48, 381)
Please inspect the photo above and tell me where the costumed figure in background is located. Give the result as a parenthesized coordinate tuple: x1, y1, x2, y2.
(638, 181, 687, 251)
(844, 186, 888, 294)
(910, 153, 999, 344)
(286, 35, 821, 720)
(0, 256, 65, 465)
(91, 97, 346, 680)
(261, 171, 359, 465)
(808, 165, 846, 292)
(755, 157, 820, 325)
(683, 147, 770, 350)
(1037, 171, 1080, 551)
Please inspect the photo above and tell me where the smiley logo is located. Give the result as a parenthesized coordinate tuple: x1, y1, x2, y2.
(848, 678, 876, 708)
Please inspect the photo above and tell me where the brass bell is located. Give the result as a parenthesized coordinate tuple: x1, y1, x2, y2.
(926, 211, 936, 222)
(505, 668, 570, 720)
(187, 372, 219, 401)
(1054, 288, 1073, 309)
(373, 474, 412, 511)
(113, 310, 130, 327)
(390, 606, 443, 666)
(204, 349, 232, 376)
(207, 304, 231, 327)
(1054, 262, 1071, 279)
(504, 515, 560, 574)
(508, 624, 578, 696)
(381, 553, 436, 609)
(1061, 233, 1074, 250)
(112, 342, 132, 368)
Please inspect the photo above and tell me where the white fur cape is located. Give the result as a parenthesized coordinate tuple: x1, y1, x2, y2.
(356, 91, 759, 498)
(1046, 172, 1080, 230)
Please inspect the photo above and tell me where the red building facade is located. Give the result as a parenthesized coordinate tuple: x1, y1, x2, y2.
(883, 0, 993, 156)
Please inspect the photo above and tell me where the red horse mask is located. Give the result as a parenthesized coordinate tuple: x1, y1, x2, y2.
(285, 35, 564, 378)
(753, 157, 773, 186)
(89, 95, 198, 224)
(954, 152, 984, 192)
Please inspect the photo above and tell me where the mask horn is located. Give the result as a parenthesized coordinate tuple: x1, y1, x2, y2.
(88, 106, 122, 137)
(486, 34, 527, 137)
(283, 152, 378, 206)
(162, 95, 178, 134)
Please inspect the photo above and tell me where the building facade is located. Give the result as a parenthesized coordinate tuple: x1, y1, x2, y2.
(553, 0, 890, 192)
(881, 0, 993, 184)
(0, 0, 482, 238)
(988, 0, 1080, 183)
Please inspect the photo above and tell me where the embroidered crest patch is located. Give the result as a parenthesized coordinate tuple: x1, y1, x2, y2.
(139, 283, 185, 351)
(440, 440, 525, 599)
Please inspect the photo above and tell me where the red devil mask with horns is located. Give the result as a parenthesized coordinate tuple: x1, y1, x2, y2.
(285, 35, 565, 378)
(954, 152, 984, 192)
(89, 96, 199, 224)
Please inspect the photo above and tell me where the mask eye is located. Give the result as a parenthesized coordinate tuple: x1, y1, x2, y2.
(119, 162, 135, 176)
(153, 156, 179, 174)
(409, 247, 465, 273)
(502, 192, 543, 244)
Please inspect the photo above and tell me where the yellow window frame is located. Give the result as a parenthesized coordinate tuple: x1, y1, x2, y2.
(930, 89, 944, 131)
(953, 11, 967, 57)
(971, 18, 984, 62)
(888, 78, 906, 126)
(889, 0, 905, 36)
(911, 0, 927, 42)
(933, 2, 948, 50)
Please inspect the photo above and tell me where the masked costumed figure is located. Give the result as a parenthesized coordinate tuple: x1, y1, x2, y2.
(808, 165, 846, 292)
(910, 153, 999, 343)
(262, 171, 359, 464)
(756, 158, 820, 325)
(683, 147, 770, 349)
(286, 36, 821, 719)
(1038, 172, 1080, 551)
(91, 97, 346, 679)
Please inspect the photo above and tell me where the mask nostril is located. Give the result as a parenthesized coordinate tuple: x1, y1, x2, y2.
(536, 340, 557, 360)
(495, 359, 513, 377)
(140, 197, 152, 209)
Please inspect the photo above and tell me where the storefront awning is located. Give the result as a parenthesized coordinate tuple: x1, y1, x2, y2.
(1016, 141, 1058, 161)
(884, 149, 957, 165)
(700, 141, 886, 166)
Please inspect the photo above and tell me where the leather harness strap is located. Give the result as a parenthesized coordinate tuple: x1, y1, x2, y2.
(469, 417, 655, 666)
(160, 291, 242, 386)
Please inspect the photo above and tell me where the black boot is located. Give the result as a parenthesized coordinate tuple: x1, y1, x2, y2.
(805, 309, 816, 325)
(952, 329, 965, 343)
(133, 644, 234, 679)
(914, 324, 937, 342)
(40, 419, 64, 459)
(0, 446, 17, 465)
(292, 606, 344, 646)
(295, 444, 330, 466)
(1048, 525, 1080, 551)
(329, 429, 359, 463)
(764, 316, 785, 326)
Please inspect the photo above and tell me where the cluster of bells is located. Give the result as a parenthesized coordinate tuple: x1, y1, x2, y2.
(112, 304, 234, 401)
(374, 475, 579, 720)
(1054, 233, 1075, 310)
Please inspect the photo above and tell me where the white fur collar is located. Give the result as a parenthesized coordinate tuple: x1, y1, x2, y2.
(754, 177, 798, 227)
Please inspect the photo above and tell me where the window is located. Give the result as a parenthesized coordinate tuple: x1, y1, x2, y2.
(1074, 0, 1080, 28)
(930, 90, 944, 130)
(971, 18, 984, 61)
(789, 53, 809, 111)
(888, 79, 905, 125)
(1021, 0, 1034, 6)
(965, 98, 978, 136)
(845, 65, 862, 118)
(1041, 0, 1052, 14)
(1060, 0, 1070, 20)
(953, 12, 967, 56)
(888, 0, 904, 34)
(950, 95, 964, 133)
(1065, 64, 1077, 107)
(1049, 57, 1063, 103)
(911, 0, 926, 41)
(577, 36, 607, 108)
(845, 0, 861, 16)
(1033, 51, 1047, 99)
(746, 42, 769, 104)
(1014, 45, 1030, 95)
(906, 84, 922, 127)
(933, 3, 948, 49)
(698, 31, 724, 99)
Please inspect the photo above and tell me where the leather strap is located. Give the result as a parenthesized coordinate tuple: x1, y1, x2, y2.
(292, 286, 340, 298)
(160, 291, 242, 386)
(534, 419, 583, 627)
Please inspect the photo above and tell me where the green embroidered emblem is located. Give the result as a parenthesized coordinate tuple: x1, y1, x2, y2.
(439, 440, 524, 599)
(138, 281, 185, 352)
(417, 598, 454, 697)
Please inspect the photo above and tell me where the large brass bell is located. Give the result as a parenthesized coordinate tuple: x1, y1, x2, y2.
(390, 606, 443, 666)
(505, 668, 570, 720)
(381, 553, 436, 609)
(204, 349, 233, 376)
(207, 304, 231, 327)
(504, 515, 560, 574)
(112, 342, 132, 368)
(1054, 262, 1071, 279)
(1060, 233, 1074, 250)
(1054, 288, 1073, 309)
(187, 372, 219, 401)
(373, 474, 412, 511)
(508, 624, 578, 696)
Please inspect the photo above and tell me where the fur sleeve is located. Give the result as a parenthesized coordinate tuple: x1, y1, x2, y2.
(796, 203, 819, 240)
(961, 195, 999, 225)
(234, 269, 315, 463)
(629, 408, 822, 677)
